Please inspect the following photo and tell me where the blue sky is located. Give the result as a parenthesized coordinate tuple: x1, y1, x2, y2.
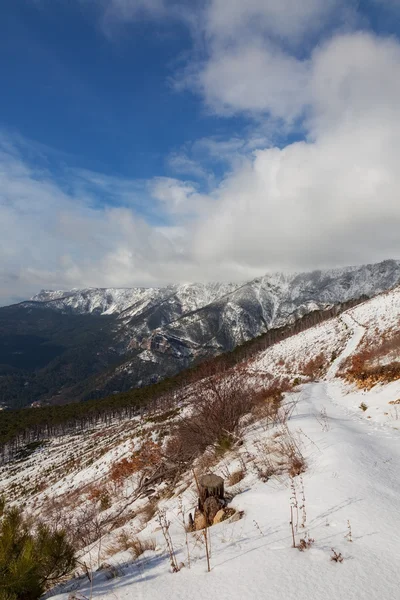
(0, 1, 246, 184)
(1, 0, 400, 304)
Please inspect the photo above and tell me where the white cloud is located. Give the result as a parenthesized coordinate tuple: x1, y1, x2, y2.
(190, 31, 400, 270)
(149, 177, 198, 214)
(205, 0, 342, 44)
(309, 32, 400, 136)
(0, 139, 193, 304)
(198, 41, 310, 121)
(3, 6, 400, 304)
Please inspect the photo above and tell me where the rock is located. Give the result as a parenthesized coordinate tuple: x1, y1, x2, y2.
(194, 508, 207, 530)
(213, 509, 226, 524)
(203, 495, 223, 525)
(230, 510, 244, 523)
(213, 507, 237, 525)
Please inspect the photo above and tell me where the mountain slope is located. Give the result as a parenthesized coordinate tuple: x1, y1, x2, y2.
(1, 259, 399, 408)
(2, 284, 400, 600)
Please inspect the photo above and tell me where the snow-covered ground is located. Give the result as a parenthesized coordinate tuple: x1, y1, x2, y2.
(3, 286, 400, 599)
(48, 317, 400, 599)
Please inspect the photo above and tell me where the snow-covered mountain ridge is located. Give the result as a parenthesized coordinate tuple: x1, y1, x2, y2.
(28, 260, 400, 359)
(30, 259, 400, 319)
(0, 259, 395, 406)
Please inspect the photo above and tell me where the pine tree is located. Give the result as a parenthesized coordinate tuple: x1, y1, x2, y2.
(0, 507, 75, 600)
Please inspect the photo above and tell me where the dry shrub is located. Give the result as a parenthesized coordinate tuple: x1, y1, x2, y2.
(255, 462, 281, 483)
(111, 509, 137, 530)
(344, 331, 400, 389)
(166, 376, 293, 472)
(165, 375, 257, 465)
(347, 360, 400, 389)
(87, 485, 111, 511)
(298, 536, 314, 551)
(250, 382, 290, 423)
(300, 353, 326, 379)
(253, 438, 285, 482)
(228, 469, 245, 486)
(330, 548, 344, 563)
(196, 449, 218, 471)
(118, 531, 156, 558)
(109, 441, 162, 486)
(274, 426, 306, 478)
(288, 455, 306, 478)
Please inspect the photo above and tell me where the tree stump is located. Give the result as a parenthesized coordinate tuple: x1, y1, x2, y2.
(198, 474, 224, 512)
(203, 496, 222, 525)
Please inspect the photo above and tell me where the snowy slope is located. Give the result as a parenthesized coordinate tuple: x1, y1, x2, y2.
(2, 285, 400, 599)
(43, 296, 400, 600)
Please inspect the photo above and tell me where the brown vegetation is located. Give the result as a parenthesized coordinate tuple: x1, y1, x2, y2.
(107, 530, 156, 558)
(299, 353, 327, 379)
(109, 441, 162, 486)
(228, 469, 245, 486)
(344, 331, 400, 389)
(165, 377, 291, 472)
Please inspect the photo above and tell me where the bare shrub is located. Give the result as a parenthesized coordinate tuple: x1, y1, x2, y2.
(343, 331, 400, 389)
(157, 510, 180, 572)
(297, 535, 314, 551)
(274, 426, 306, 477)
(330, 548, 344, 563)
(253, 445, 283, 482)
(300, 353, 327, 379)
(196, 450, 218, 472)
(165, 375, 257, 466)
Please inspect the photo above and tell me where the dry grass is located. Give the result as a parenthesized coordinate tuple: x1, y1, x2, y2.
(254, 425, 306, 482)
(124, 535, 157, 559)
(136, 499, 158, 526)
(107, 531, 156, 558)
(275, 426, 306, 477)
(228, 469, 245, 486)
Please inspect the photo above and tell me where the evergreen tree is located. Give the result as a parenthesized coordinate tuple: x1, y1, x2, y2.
(0, 507, 75, 600)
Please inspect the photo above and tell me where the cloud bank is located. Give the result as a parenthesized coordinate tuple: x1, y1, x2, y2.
(2, 1, 400, 304)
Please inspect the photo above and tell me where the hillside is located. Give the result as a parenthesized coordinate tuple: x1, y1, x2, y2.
(1, 284, 400, 599)
(1, 259, 400, 408)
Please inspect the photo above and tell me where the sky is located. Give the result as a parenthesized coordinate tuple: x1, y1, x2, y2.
(1, 0, 400, 305)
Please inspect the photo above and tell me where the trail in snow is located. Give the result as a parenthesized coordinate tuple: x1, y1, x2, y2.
(326, 312, 365, 380)
(52, 313, 400, 600)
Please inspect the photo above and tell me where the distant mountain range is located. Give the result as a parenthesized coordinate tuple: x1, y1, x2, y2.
(1, 259, 400, 409)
